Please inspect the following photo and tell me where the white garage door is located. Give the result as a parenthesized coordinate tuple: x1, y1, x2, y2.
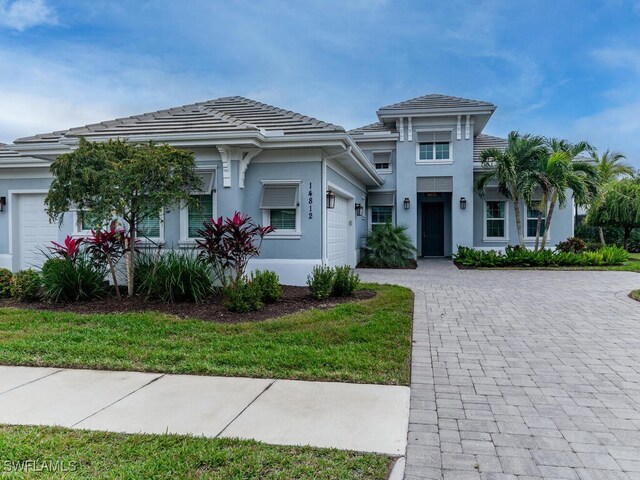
(17, 193, 60, 270)
(327, 195, 349, 267)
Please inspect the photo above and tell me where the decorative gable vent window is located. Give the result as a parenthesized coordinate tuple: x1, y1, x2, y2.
(180, 169, 216, 244)
(417, 131, 452, 163)
(260, 182, 301, 237)
(373, 151, 392, 173)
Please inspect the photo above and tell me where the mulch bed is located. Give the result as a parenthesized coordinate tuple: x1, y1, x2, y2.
(0, 286, 376, 323)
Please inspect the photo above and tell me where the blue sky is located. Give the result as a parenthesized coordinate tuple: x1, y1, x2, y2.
(1, 0, 640, 165)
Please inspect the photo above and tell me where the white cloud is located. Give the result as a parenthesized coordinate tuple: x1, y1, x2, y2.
(0, 0, 57, 31)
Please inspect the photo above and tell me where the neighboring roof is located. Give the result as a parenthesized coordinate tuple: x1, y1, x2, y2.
(348, 121, 397, 136)
(378, 94, 496, 115)
(473, 133, 508, 162)
(14, 96, 345, 144)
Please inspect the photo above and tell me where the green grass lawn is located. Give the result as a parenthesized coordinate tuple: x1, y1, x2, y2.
(0, 425, 391, 479)
(0, 284, 412, 385)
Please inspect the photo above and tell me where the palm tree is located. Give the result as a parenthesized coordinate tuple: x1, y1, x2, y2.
(532, 138, 598, 250)
(475, 131, 546, 248)
(589, 149, 633, 244)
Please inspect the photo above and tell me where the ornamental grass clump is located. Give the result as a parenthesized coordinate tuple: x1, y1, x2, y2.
(360, 223, 416, 268)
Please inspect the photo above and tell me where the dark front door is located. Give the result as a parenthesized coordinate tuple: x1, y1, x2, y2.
(422, 202, 444, 256)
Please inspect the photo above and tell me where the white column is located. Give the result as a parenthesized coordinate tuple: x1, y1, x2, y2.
(407, 117, 413, 141)
(456, 115, 462, 140)
(398, 118, 404, 142)
(465, 115, 471, 140)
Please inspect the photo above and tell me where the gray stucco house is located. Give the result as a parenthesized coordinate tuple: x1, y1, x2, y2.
(0, 94, 574, 284)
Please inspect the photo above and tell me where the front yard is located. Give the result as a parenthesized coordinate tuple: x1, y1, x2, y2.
(0, 425, 391, 479)
(0, 284, 413, 385)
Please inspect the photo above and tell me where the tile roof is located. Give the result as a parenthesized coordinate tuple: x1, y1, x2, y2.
(348, 121, 397, 135)
(378, 94, 495, 113)
(14, 96, 345, 144)
(473, 133, 508, 162)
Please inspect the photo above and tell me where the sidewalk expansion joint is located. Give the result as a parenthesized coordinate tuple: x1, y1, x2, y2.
(0, 368, 64, 397)
(215, 379, 276, 438)
(71, 373, 166, 428)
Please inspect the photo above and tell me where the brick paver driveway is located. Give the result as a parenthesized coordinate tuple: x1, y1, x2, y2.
(359, 260, 640, 480)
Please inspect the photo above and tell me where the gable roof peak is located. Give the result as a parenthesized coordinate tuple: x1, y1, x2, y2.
(377, 93, 496, 116)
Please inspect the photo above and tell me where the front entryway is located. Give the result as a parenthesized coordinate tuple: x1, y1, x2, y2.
(421, 202, 444, 256)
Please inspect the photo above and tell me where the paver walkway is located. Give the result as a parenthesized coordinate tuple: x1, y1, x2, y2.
(360, 260, 640, 480)
(0, 366, 409, 455)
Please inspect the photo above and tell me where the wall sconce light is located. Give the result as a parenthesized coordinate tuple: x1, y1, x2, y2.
(460, 197, 467, 210)
(0, 197, 5, 213)
(355, 203, 363, 216)
(326, 190, 336, 209)
(403, 197, 410, 210)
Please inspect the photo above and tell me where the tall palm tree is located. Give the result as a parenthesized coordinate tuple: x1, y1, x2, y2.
(475, 131, 546, 248)
(590, 149, 633, 244)
(532, 138, 598, 250)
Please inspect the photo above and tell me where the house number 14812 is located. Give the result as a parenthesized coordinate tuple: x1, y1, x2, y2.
(308, 182, 313, 219)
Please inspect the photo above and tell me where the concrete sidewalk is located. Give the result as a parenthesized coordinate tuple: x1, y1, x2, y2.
(0, 366, 409, 455)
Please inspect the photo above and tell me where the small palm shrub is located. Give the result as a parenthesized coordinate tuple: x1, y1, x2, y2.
(224, 277, 263, 312)
(135, 251, 214, 303)
(41, 254, 108, 302)
(556, 237, 587, 254)
(360, 223, 416, 268)
(307, 265, 335, 300)
(332, 266, 360, 297)
(251, 270, 282, 303)
(10, 269, 42, 302)
(0, 268, 12, 298)
(599, 245, 629, 265)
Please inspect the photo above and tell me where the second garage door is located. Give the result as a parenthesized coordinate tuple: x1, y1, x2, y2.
(17, 193, 60, 270)
(327, 195, 349, 267)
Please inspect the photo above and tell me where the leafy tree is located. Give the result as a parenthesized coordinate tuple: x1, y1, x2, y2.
(586, 179, 640, 250)
(45, 138, 201, 296)
(476, 131, 546, 248)
(589, 149, 633, 245)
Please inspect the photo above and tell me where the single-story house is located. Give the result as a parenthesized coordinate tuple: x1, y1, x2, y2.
(0, 94, 574, 284)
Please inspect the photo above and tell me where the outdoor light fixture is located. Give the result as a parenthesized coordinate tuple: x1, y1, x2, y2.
(460, 197, 467, 209)
(355, 203, 363, 216)
(326, 190, 336, 209)
(0, 197, 5, 213)
(403, 197, 410, 209)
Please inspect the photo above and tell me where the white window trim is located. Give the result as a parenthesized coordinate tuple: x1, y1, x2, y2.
(179, 168, 218, 247)
(524, 202, 550, 241)
(372, 150, 393, 175)
(261, 180, 302, 240)
(369, 205, 395, 230)
(483, 200, 509, 242)
(71, 210, 117, 237)
(415, 141, 454, 165)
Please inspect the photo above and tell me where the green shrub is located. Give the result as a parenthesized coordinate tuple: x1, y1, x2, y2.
(224, 277, 264, 312)
(135, 251, 214, 303)
(332, 266, 360, 297)
(360, 223, 416, 268)
(41, 254, 108, 302)
(10, 269, 42, 302)
(0, 268, 12, 298)
(454, 247, 505, 267)
(307, 265, 335, 300)
(251, 269, 282, 303)
(599, 245, 629, 265)
(556, 237, 587, 254)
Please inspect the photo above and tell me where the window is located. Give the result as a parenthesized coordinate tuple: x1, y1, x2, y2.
(74, 210, 105, 234)
(419, 142, 450, 161)
(371, 206, 393, 231)
(137, 214, 162, 239)
(260, 182, 300, 235)
(372, 151, 392, 173)
(526, 206, 546, 238)
(180, 169, 216, 242)
(188, 194, 214, 238)
(485, 201, 506, 238)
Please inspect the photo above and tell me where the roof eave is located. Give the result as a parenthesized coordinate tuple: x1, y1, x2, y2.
(377, 107, 495, 121)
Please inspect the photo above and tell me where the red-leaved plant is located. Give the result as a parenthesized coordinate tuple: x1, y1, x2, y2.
(85, 220, 129, 300)
(195, 212, 273, 287)
(49, 236, 84, 264)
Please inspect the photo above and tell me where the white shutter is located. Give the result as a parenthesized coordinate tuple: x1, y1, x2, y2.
(260, 185, 299, 209)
